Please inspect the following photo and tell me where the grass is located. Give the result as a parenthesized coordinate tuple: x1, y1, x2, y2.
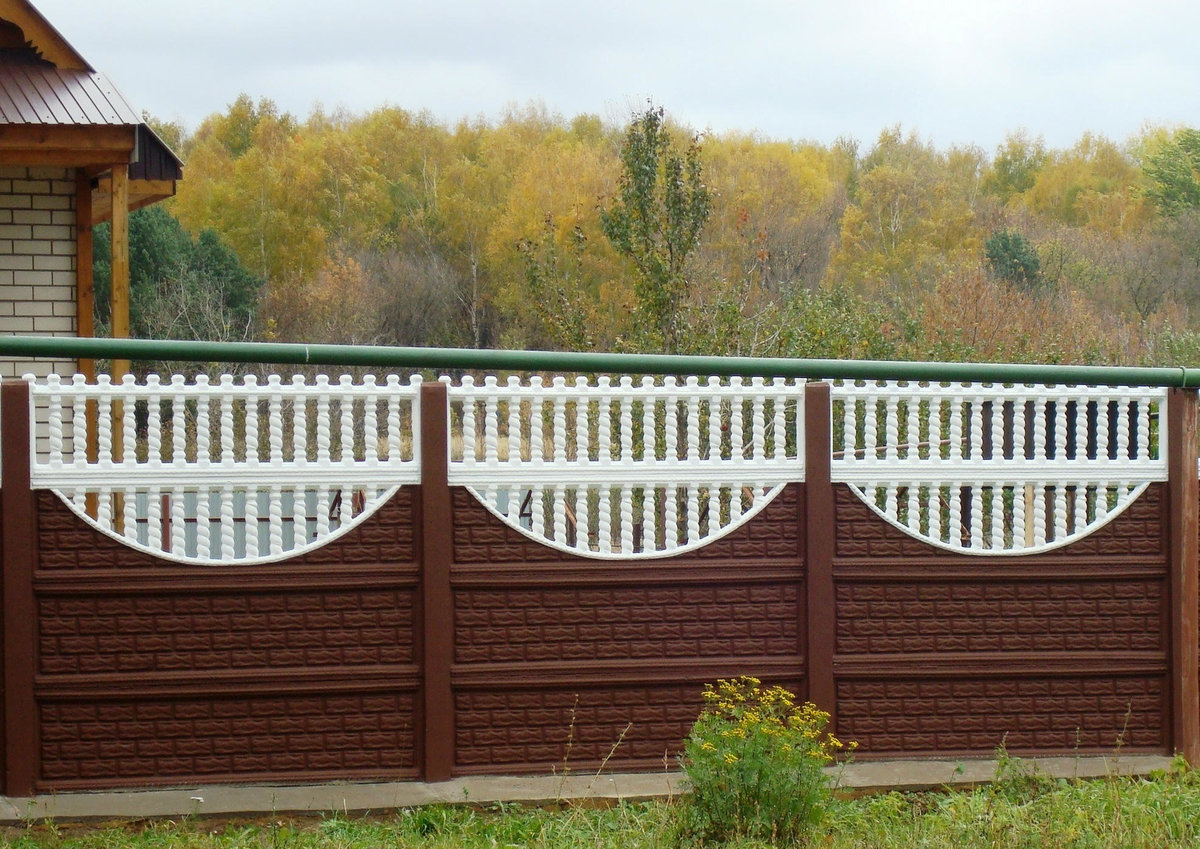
(5, 758, 1200, 848)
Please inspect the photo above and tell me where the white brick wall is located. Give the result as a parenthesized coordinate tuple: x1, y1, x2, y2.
(0, 165, 77, 380)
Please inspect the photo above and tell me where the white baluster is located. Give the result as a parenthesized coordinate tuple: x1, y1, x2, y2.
(1097, 396, 1110, 462)
(772, 378, 787, 459)
(686, 377, 700, 463)
(244, 375, 259, 466)
(642, 376, 656, 463)
(665, 377, 679, 463)
(863, 390, 878, 462)
(575, 376, 590, 463)
(386, 375, 402, 463)
(907, 388, 920, 461)
(293, 486, 309, 550)
(884, 386, 899, 462)
(506, 375, 522, 462)
(461, 375, 477, 464)
(619, 484, 634, 553)
(949, 393, 964, 462)
(196, 488, 212, 559)
(339, 375, 355, 466)
(268, 375, 283, 466)
(219, 374, 235, 465)
(244, 485, 259, 557)
(598, 376, 613, 464)
(292, 376, 308, 465)
(195, 376, 211, 467)
(753, 378, 767, 463)
(1033, 395, 1047, 463)
(220, 484, 236, 560)
(1013, 393, 1026, 463)
(686, 483, 700, 545)
(47, 373, 63, 466)
(574, 485, 588, 551)
(147, 487, 163, 552)
(171, 375, 187, 465)
(552, 483, 566, 545)
(1117, 396, 1130, 461)
(948, 481, 962, 547)
(620, 376, 634, 464)
(1137, 395, 1151, 462)
(530, 376, 544, 464)
(316, 484, 331, 539)
(71, 374, 87, 469)
(171, 485, 186, 555)
(729, 377, 744, 463)
(969, 484, 983, 548)
(598, 484, 612, 554)
(364, 375, 379, 465)
(1033, 481, 1048, 547)
(969, 393, 984, 463)
(270, 484, 284, 555)
(121, 374, 136, 464)
(990, 485, 1005, 549)
(484, 376, 499, 465)
(707, 481, 721, 538)
(552, 377, 566, 463)
(316, 376, 331, 466)
(122, 486, 137, 541)
(707, 376, 722, 462)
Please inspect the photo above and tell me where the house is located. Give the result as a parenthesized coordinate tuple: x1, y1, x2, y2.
(0, 0, 182, 380)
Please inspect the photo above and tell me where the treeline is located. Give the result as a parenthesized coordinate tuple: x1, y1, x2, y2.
(134, 95, 1200, 365)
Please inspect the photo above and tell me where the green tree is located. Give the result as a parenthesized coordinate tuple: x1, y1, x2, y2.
(985, 229, 1043, 292)
(94, 205, 262, 341)
(600, 105, 712, 352)
(1142, 127, 1200, 216)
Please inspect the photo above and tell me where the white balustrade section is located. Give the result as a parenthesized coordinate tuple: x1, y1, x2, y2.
(446, 374, 806, 558)
(832, 380, 1167, 554)
(29, 372, 422, 563)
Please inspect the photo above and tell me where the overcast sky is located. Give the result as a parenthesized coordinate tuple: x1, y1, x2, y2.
(30, 0, 1200, 153)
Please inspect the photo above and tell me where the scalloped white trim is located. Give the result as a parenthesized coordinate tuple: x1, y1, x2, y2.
(845, 482, 1152, 556)
(463, 483, 789, 560)
(49, 485, 403, 566)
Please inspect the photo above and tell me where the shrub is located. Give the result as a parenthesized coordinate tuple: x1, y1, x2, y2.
(677, 677, 852, 845)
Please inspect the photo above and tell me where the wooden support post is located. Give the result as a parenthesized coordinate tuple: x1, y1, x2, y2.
(804, 382, 837, 721)
(1, 380, 39, 795)
(109, 163, 130, 380)
(74, 171, 94, 380)
(1168, 387, 1200, 764)
(109, 164, 129, 530)
(76, 172, 99, 517)
(420, 381, 454, 781)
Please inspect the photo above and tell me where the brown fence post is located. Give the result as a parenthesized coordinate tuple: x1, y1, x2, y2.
(804, 382, 836, 722)
(1168, 387, 1200, 764)
(420, 381, 454, 781)
(1, 379, 38, 795)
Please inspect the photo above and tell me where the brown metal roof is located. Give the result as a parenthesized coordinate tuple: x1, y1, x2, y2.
(0, 62, 139, 125)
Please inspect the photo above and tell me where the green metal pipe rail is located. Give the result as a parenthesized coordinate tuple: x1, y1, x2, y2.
(0, 334, 1198, 387)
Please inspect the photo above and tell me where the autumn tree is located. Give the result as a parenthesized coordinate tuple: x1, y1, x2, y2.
(600, 106, 712, 353)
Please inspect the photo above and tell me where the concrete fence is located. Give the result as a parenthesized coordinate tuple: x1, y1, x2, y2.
(0, 369, 1196, 795)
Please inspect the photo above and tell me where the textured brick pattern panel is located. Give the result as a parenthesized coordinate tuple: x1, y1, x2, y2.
(38, 589, 416, 675)
(837, 580, 1164, 654)
(834, 483, 1165, 559)
(457, 584, 801, 663)
(452, 484, 802, 563)
(838, 676, 1164, 753)
(40, 692, 416, 785)
(35, 487, 417, 569)
(454, 684, 785, 769)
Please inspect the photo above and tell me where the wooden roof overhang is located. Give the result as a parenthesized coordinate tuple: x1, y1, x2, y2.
(0, 0, 183, 222)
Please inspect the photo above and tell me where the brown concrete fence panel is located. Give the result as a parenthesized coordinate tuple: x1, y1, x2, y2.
(0, 375, 1196, 793)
